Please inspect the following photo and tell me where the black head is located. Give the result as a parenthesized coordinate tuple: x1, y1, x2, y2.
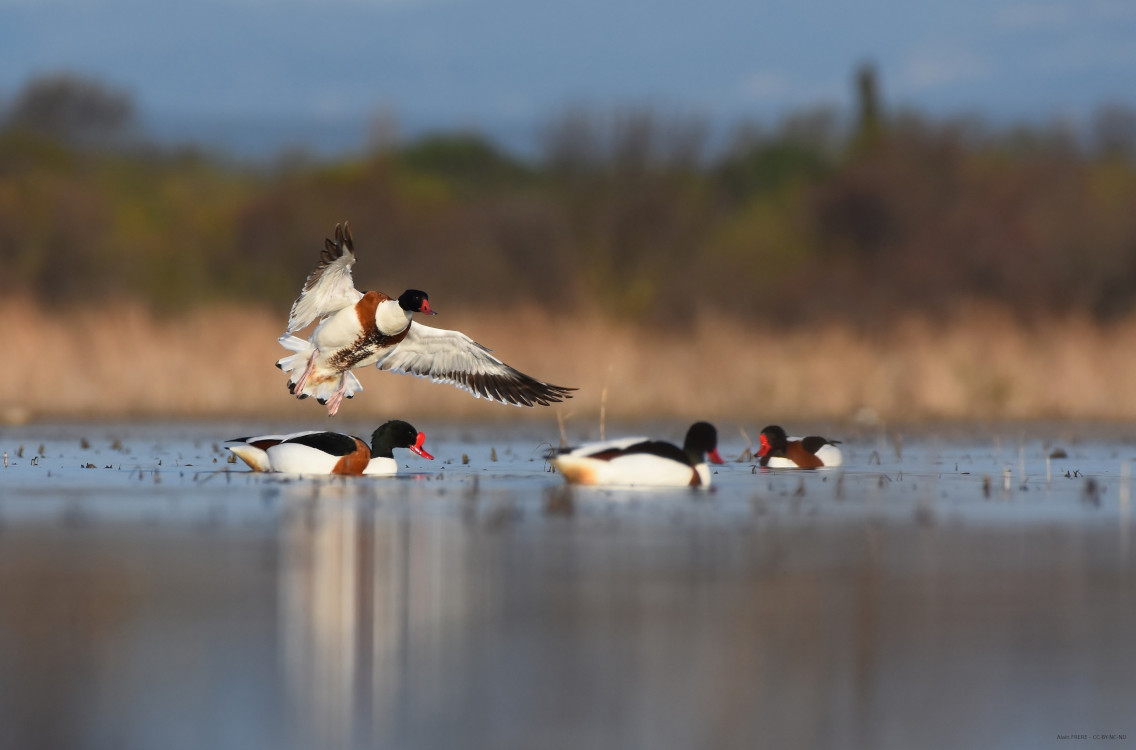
(397, 289, 435, 315)
(683, 421, 725, 465)
(758, 425, 788, 457)
(370, 419, 433, 460)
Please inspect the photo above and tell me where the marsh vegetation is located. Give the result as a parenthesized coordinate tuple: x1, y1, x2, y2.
(4, 71, 1136, 420)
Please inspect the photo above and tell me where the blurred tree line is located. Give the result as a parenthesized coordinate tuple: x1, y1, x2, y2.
(3, 70, 1136, 327)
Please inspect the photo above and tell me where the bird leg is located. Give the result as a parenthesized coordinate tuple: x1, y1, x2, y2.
(292, 348, 320, 395)
(325, 375, 349, 416)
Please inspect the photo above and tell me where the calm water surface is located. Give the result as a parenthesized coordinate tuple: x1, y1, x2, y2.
(1, 420, 1135, 750)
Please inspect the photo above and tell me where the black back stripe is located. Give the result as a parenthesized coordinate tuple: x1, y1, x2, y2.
(285, 432, 361, 456)
(800, 436, 837, 454)
(616, 440, 689, 465)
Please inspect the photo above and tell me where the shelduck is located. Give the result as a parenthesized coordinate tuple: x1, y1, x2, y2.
(225, 419, 433, 475)
(277, 222, 576, 416)
(756, 425, 842, 468)
(547, 421, 725, 487)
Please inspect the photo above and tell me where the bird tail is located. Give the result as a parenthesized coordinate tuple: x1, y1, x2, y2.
(276, 335, 315, 389)
(226, 443, 272, 472)
(276, 335, 363, 405)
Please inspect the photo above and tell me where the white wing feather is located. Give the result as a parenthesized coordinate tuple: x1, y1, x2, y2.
(563, 436, 651, 457)
(286, 222, 364, 332)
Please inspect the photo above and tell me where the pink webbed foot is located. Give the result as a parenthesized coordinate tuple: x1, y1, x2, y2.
(325, 376, 350, 416)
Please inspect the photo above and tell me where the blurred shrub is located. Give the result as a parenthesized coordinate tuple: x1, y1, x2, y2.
(3, 73, 135, 149)
(397, 133, 534, 188)
(3, 73, 1136, 329)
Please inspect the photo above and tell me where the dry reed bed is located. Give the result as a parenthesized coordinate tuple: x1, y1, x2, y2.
(4, 299, 1136, 424)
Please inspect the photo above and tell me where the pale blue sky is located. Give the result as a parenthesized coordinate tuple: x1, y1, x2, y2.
(2, 0, 1134, 154)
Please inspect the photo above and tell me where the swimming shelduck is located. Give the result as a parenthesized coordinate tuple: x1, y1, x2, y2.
(756, 425, 842, 468)
(547, 421, 726, 487)
(277, 222, 576, 416)
(225, 419, 434, 475)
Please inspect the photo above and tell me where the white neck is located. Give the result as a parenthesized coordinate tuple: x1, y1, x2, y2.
(375, 299, 412, 335)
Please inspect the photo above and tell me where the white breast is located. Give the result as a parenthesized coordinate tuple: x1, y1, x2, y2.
(362, 457, 398, 476)
(554, 453, 705, 488)
(265, 443, 342, 474)
(311, 305, 367, 350)
(598, 454, 705, 487)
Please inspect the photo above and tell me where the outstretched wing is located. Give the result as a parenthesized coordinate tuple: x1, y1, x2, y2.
(375, 322, 576, 407)
(286, 222, 364, 332)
